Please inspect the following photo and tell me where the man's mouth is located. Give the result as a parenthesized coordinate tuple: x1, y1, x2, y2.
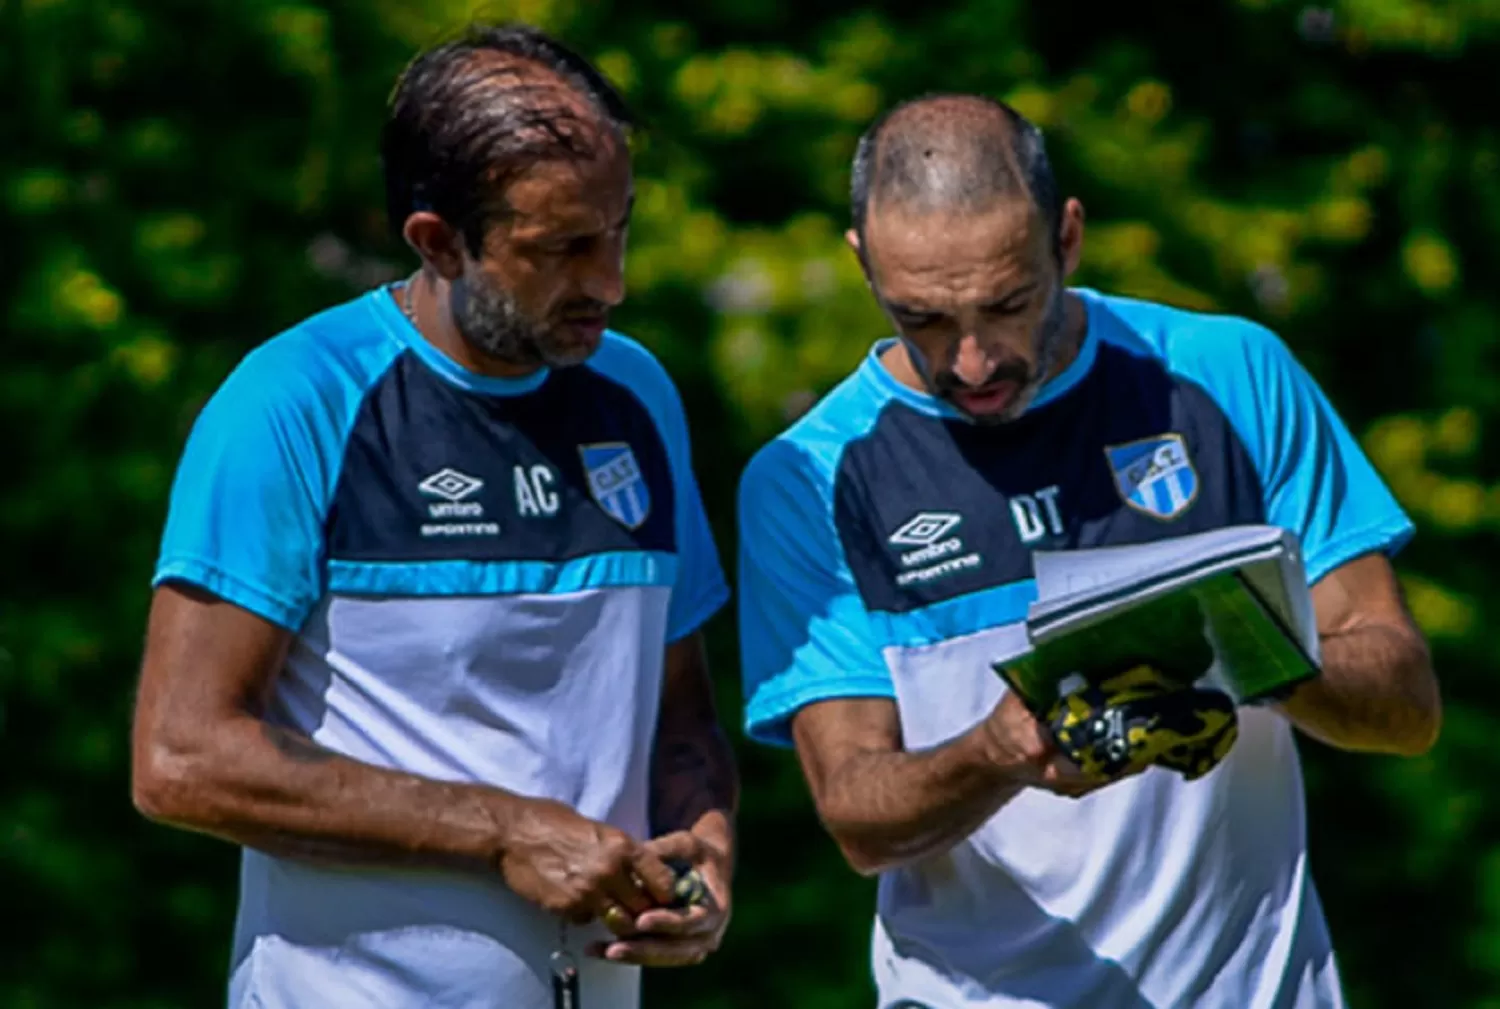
(560, 313, 608, 338)
(950, 378, 1022, 416)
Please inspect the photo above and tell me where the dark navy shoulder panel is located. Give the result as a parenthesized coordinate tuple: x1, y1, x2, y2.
(833, 342, 1266, 616)
(326, 352, 675, 563)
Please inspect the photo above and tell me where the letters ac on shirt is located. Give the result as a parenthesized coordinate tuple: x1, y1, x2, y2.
(151, 290, 730, 1009)
(153, 288, 726, 637)
(325, 354, 676, 569)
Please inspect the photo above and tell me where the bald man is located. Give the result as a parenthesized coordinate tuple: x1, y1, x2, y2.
(736, 93, 1438, 1008)
(131, 24, 736, 1009)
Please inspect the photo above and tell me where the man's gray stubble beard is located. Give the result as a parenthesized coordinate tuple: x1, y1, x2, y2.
(968, 286, 1071, 426)
(451, 268, 546, 367)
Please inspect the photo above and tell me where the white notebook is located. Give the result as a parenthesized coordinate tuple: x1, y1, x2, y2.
(993, 525, 1321, 711)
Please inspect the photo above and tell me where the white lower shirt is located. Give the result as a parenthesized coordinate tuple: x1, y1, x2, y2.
(227, 588, 669, 1009)
(869, 625, 1346, 1009)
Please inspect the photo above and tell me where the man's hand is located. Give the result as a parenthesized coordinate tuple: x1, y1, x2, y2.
(586, 830, 731, 967)
(496, 799, 681, 925)
(624, 632, 738, 967)
(790, 689, 1133, 878)
(133, 584, 693, 914)
(981, 690, 1113, 798)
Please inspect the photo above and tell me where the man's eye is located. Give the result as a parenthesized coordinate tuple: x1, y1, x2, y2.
(539, 236, 593, 256)
(898, 313, 940, 329)
(983, 299, 1030, 317)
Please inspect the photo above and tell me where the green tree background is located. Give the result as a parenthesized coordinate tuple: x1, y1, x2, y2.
(5, 0, 1498, 1005)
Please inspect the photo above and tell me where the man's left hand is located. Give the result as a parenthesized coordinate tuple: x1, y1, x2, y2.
(586, 829, 731, 967)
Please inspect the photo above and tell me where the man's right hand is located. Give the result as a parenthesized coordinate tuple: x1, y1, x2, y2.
(133, 585, 689, 907)
(496, 798, 681, 925)
(982, 690, 1115, 798)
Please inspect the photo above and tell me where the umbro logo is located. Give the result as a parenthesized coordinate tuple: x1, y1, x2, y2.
(888, 511, 980, 587)
(418, 467, 484, 502)
(888, 512, 962, 547)
(417, 468, 497, 537)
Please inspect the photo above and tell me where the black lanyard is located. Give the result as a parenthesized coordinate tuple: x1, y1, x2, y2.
(550, 865, 706, 1007)
(551, 921, 581, 1009)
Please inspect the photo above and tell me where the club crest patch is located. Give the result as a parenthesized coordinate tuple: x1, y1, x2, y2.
(579, 442, 651, 529)
(1104, 433, 1198, 520)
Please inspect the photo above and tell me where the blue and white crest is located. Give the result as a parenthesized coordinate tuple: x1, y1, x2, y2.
(579, 442, 651, 529)
(1105, 434, 1199, 520)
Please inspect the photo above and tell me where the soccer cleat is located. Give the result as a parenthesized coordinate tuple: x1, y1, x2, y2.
(1045, 664, 1239, 782)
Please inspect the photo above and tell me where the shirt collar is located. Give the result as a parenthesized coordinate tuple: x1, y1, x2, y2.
(860, 286, 1103, 421)
(367, 284, 553, 397)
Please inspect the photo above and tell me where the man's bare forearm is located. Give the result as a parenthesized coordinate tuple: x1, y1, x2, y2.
(649, 632, 740, 874)
(1277, 623, 1440, 756)
(649, 719, 739, 860)
(136, 717, 524, 871)
(815, 722, 1022, 877)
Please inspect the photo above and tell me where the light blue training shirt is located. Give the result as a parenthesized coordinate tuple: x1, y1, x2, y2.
(738, 288, 1413, 1009)
(154, 287, 728, 1009)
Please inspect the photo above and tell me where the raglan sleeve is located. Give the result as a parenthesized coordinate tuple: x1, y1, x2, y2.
(152, 348, 333, 630)
(1210, 322, 1415, 583)
(736, 437, 896, 748)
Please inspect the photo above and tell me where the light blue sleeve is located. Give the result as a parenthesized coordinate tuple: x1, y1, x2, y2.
(1180, 320, 1415, 583)
(153, 342, 347, 630)
(737, 438, 895, 748)
(663, 407, 729, 642)
(590, 333, 728, 641)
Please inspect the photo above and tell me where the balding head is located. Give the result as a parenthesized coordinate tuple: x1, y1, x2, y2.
(843, 94, 1086, 425)
(850, 94, 1060, 257)
(382, 23, 632, 255)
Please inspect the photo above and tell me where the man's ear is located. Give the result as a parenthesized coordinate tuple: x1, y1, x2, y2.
(845, 227, 876, 289)
(401, 212, 466, 282)
(1058, 198, 1086, 280)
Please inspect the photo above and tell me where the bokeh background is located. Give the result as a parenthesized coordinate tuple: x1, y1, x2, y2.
(5, 0, 1498, 1005)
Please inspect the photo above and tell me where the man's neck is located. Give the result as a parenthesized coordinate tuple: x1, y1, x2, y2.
(393, 272, 542, 379)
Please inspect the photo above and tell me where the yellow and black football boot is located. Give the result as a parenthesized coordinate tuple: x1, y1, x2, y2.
(1045, 664, 1239, 782)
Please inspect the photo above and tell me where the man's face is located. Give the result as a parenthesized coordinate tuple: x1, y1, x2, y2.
(860, 198, 1071, 424)
(451, 137, 632, 370)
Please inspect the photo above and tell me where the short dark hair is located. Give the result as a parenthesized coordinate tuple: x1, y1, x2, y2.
(850, 93, 1060, 254)
(381, 22, 633, 254)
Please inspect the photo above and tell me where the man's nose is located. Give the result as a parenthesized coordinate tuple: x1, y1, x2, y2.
(577, 236, 625, 308)
(952, 332, 998, 386)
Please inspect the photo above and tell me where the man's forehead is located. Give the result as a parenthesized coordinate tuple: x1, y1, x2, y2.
(866, 200, 1047, 288)
(490, 148, 632, 231)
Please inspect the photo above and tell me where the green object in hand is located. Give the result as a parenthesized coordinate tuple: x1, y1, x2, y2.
(665, 859, 708, 909)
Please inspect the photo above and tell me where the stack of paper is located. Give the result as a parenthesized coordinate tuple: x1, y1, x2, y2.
(993, 525, 1321, 713)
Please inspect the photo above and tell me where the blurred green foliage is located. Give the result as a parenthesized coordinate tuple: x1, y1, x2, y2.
(4, 0, 1499, 1006)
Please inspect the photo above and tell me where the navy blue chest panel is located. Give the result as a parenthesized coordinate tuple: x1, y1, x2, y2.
(834, 345, 1266, 615)
(325, 353, 676, 562)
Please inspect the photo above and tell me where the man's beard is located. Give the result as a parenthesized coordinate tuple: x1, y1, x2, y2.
(449, 266, 600, 370)
(930, 285, 1072, 426)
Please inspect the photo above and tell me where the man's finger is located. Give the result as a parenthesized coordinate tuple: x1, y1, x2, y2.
(586, 936, 712, 967)
(631, 904, 713, 937)
(597, 869, 653, 920)
(595, 899, 639, 938)
(627, 848, 682, 906)
(642, 830, 704, 863)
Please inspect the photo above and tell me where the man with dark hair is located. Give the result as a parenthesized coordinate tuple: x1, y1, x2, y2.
(738, 93, 1440, 1008)
(131, 23, 736, 1009)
